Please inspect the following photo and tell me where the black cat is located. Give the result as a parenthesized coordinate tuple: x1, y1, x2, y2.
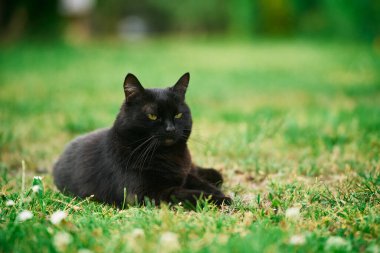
(53, 73, 232, 207)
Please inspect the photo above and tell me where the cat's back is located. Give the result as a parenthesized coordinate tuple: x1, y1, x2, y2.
(53, 128, 110, 192)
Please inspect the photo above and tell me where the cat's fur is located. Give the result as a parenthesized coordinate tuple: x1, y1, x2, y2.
(53, 73, 231, 207)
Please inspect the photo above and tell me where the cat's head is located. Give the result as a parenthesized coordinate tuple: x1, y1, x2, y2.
(114, 73, 192, 146)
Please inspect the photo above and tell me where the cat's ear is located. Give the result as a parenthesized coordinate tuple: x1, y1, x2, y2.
(123, 73, 145, 102)
(172, 72, 190, 100)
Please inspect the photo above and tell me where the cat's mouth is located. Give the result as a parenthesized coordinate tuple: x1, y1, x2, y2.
(156, 134, 179, 146)
(163, 138, 175, 146)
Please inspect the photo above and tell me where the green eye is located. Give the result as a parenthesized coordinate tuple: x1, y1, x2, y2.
(147, 114, 157, 120)
(174, 113, 183, 119)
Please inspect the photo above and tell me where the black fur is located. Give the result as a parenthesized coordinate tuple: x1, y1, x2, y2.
(53, 73, 231, 207)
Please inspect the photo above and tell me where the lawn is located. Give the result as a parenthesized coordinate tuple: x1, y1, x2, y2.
(0, 38, 379, 253)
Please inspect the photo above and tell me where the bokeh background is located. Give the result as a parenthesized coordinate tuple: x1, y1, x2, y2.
(2, 0, 380, 41)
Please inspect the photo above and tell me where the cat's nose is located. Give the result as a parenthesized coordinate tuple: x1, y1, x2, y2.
(165, 122, 176, 133)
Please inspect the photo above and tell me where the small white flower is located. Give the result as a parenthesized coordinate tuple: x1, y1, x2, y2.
(78, 249, 93, 253)
(325, 236, 352, 251)
(6, 200, 15, 206)
(285, 207, 300, 220)
(33, 176, 43, 180)
(53, 231, 72, 250)
(17, 210, 33, 222)
(50, 210, 68, 225)
(159, 232, 180, 252)
(32, 185, 40, 193)
(131, 228, 145, 239)
(289, 234, 306, 245)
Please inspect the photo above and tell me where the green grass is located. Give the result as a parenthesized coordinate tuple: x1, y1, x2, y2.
(0, 38, 380, 253)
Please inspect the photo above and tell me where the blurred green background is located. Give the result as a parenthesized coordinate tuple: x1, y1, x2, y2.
(1, 0, 380, 41)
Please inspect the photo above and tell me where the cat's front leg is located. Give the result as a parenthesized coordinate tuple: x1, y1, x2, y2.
(192, 166, 224, 188)
(184, 173, 223, 195)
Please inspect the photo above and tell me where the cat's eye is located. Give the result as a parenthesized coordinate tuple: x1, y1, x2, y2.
(174, 113, 183, 119)
(147, 114, 157, 121)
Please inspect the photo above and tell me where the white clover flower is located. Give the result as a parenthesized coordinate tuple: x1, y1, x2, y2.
(50, 210, 68, 225)
(53, 231, 72, 250)
(289, 234, 306, 245)
(131, 228, 145, 239)
(32, 185, 40, 193)
(17, 210, 33, 222)
(159, 232, 180, 252)
(325, 236, 352, 251)
(6, 200, 15, 206)
(285, 207, 301, 220)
